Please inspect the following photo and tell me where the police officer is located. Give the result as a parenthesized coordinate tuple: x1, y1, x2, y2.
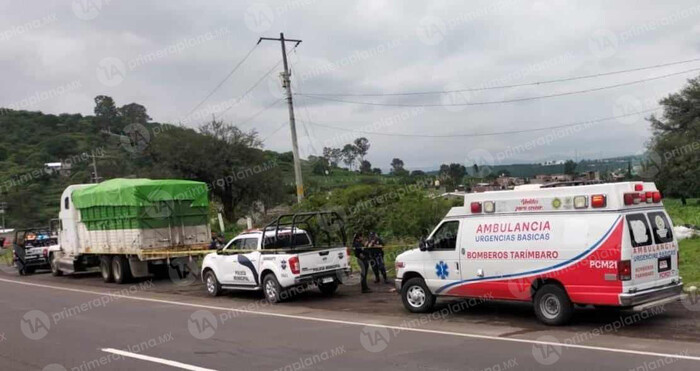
(366, 232, 389, 284)
(352, 233, 371, 293)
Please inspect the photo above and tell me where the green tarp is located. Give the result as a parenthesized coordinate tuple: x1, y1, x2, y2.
(72, 179, 209, 231)
(72, 178, 208, 209)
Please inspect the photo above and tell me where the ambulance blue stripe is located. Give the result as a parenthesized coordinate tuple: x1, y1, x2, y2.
(435, 215, 622, 294)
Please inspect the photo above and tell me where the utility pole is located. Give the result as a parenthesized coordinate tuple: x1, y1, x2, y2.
(91, 153, 101, 183)
(258, 33, 304, 203)
(0, 202, 6, 231)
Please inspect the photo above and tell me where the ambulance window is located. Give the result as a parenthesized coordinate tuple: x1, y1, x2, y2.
(431, 221, 459, 250)
(647, 212, 673, 244)
(626, 214, 652, 247)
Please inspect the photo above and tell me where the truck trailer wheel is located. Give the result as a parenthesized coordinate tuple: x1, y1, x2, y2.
(204, 270, 222, 297)
(112, 256, 132, 284)
(50, 254, 63, 277)
(100, 256, 114, 283)
(263, 274, 283, 303)
(401, 277, 436, 313)
(533, 284, 574, 326)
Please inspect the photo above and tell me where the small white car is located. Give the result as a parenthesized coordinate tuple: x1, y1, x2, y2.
(202, 227, 351, 302)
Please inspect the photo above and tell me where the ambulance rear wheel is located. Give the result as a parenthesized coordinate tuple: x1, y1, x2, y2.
(534, 284, 573, 326)
(401, 277, 435, 313)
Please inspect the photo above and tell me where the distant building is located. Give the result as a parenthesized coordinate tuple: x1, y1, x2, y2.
(44, 162, 72, 177)
(541, 160, 565, 166)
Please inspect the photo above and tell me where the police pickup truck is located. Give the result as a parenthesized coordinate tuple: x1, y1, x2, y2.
(13, 228, 56, 275)
(201, 212, 351, 302)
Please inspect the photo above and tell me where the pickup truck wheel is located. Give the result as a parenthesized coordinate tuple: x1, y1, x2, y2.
(50, 254, 63, 277)
(204, 270, 222, 297)
(112, 256, 131, 284)
(401, 277, 436, 313)
(263, 274, 282, 303)
(318, 281, 339, 296)
(533, 284, 574, 326)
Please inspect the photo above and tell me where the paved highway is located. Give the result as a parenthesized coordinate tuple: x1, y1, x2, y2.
(1, 269, 699, 370)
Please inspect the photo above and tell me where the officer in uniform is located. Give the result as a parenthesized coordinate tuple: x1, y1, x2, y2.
(352, 233, 371, 293)
(366, 232, 389, 284)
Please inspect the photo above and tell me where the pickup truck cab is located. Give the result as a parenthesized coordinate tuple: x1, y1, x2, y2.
(202, 213, 351, 302)
(395, 182, 684, 325)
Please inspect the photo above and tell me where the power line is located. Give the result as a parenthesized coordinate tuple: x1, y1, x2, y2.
(184, 43, 259, 118)
(235, 98, 284, 128)
(301, 57, 700, 97)
(298, 67, 700, 107)
(301, 107, 660, 138)
(261, 121, 289, 143)
(216, 44, 299, 120)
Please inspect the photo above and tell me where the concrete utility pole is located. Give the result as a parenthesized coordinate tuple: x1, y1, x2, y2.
(258, 33, 304, 203)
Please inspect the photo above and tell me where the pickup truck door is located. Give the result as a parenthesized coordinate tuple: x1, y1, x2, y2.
(218, 237, 260, 286)
(423, 220, 461, 293)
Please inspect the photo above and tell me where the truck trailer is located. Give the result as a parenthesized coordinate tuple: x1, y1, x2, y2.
(49, 178, 212, 283)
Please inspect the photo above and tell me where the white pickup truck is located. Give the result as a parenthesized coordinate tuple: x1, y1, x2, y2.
(201, 212, 351, 302)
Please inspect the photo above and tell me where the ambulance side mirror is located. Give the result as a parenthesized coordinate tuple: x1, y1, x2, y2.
(419, 236, 432, 251)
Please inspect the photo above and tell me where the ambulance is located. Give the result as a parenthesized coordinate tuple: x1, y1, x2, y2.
(394, 182, 684, 325)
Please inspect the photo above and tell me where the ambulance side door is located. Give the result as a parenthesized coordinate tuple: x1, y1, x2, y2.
(423, 220, 461, 292)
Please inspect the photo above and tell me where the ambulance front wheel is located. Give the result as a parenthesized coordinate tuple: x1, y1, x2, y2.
(401, 277, 436, 313)
(533, 284, 574, 326)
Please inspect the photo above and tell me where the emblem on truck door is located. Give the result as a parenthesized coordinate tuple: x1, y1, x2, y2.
(435, 261, 449, 279)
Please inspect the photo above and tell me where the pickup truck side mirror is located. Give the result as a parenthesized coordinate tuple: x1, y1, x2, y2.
(216, 248, 224, 255)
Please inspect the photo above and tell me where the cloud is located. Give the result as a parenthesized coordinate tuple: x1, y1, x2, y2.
(1, 0, 699, 170)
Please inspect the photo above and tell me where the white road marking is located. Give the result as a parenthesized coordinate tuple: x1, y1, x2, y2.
(1, 277, 700, 362)
(102, 348, 216, 371)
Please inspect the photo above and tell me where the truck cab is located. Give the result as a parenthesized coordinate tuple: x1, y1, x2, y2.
(201, 212, 351, 302)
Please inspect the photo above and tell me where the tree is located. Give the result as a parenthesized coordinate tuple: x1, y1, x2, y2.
(563, 160, 577, 175)
(94, 95, 118, 131)
(647, 75, 700, 204)
(322, 147, 342, 168)
(359, 160, 372, 174)
(372, 168, 382, 175)
(353, 137, 370, 161)
(390, 158, 408, 176)
(118, 103, 151, 127)
(341, 144, 357, 170)
(410, 170, 426, 177)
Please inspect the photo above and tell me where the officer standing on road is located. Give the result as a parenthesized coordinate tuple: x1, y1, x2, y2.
(367, 232, 389, 284)
(352, 233, 371, 293)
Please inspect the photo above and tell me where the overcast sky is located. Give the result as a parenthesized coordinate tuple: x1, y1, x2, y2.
(2, 0, 699, 171)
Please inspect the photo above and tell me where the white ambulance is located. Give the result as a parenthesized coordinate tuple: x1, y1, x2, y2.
(394, 182, 684, 325)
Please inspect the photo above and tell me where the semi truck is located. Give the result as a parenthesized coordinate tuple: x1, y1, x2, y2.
(49, 178, 212, 283)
